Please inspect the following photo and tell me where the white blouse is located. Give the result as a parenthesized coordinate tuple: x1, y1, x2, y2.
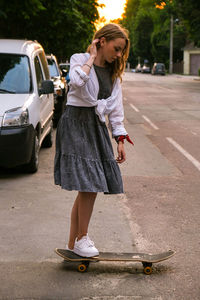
(67, 53, 127, 137)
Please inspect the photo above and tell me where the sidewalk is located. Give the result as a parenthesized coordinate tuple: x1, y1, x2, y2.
(123, 71, 200, 81)
(169, 73, 200, 81)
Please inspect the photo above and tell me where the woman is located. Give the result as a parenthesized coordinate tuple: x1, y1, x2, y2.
(54, 23, 133, 257)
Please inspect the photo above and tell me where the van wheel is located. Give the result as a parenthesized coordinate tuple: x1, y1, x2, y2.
(42, 123, 53, 148)
(24, 135, 39, 173)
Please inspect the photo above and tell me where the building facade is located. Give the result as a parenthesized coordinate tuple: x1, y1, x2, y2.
(183, 44, 200, 76)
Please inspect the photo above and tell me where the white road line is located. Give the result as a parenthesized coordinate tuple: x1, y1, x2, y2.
(166, 137, 200, 172)
(142, 115, 159, 130)
(191, 131, 197, 136)
(129, 103, 139, 112)
(129, 104, 159, 130)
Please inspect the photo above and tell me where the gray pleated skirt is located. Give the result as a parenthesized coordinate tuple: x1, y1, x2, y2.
(54, 105, 123, 194)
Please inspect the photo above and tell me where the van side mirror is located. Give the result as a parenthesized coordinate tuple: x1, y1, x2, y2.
(39, 80, 54, 95)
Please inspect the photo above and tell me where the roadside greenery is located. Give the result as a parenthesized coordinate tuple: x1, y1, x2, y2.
(0, 0, 199, 68)
(170, 0, 200, 47)
(0, 0, 100, 61)
(121, 0, 199, 69)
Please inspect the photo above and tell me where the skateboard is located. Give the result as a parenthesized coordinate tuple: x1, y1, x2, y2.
(55, 248, 175, 275)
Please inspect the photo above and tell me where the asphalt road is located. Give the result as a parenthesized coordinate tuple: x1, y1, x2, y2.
(0, 73, 200, 299)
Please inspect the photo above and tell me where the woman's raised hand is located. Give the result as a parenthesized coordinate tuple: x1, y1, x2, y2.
(82, 39, 100, 74)
(90, 39, 100, 58)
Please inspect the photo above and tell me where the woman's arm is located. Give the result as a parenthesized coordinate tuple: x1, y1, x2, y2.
(108, 82, 127, 137)
(81, 39, 99, 74)
(69, 39, 99, 88)
(107, 81, 134, 163)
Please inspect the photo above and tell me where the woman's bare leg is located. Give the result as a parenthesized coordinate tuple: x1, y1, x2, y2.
(68, 192, 97, 249)
(77, 192, 97, 240)
(68, 193, 80, 250)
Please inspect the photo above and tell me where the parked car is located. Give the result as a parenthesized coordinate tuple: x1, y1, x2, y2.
(46, 54, 68, 127)
(151, 63, 166, 75)
(135, 63, 142, 73)
(59, 62, 70, 83)
(141, 63, 151, 73)
(0, 39, 54, 172)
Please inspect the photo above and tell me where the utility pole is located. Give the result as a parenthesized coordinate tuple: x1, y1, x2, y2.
(169, 14, 173, 74)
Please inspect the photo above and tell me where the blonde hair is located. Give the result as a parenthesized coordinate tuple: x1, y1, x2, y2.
(87, 23, 130, 82)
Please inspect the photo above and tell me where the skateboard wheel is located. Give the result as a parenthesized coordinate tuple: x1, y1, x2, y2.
(78, 264, 87, 273)
(143, 266, 152, 275)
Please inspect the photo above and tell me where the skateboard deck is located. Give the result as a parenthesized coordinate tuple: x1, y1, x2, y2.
(55, 248, 175, 274)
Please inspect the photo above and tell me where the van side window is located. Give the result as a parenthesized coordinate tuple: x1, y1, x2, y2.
(34, 56, 44, 91)
(39, 52, 50, 80)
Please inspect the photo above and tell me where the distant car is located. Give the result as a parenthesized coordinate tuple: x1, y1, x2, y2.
(151, 63, 166, 75)
(141, 64, 151, 73)
(59, 62, 70, 83)
(135, 63, 142, 73)
(46, 54, 68, 127)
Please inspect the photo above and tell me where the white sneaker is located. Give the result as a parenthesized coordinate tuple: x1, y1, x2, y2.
(73, 234, 99, 257)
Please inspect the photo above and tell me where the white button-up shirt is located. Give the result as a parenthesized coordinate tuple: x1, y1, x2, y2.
(67, 53, 127, 137)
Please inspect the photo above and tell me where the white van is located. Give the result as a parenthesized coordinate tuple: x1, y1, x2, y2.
(0, 39, 54, 172)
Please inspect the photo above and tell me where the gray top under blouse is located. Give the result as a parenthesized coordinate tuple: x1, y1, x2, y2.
(94, 64, 113, 100)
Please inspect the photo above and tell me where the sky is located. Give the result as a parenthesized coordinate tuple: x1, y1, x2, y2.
(96, 0, 127, 28)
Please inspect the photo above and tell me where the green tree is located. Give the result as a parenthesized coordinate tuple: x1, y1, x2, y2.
(121, 0, 141, 67)
(151, 1, 186, 68)
(121, 0, 187, 69)
(0, 0, 100, 61)
(173, 0, 200, 47)
(0, 0, 46, 37)
(132, 8, 154, 64)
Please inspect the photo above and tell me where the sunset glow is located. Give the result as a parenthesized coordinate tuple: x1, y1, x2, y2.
(96, 0, 127, 29)
(155, 1, 166, 9)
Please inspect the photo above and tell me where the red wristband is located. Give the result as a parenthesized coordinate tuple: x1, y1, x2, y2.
(115, 135, 134, 145)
